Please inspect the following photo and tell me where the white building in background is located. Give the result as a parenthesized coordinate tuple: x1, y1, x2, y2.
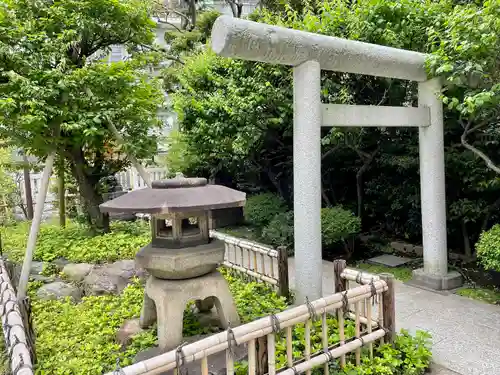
(107, 0, 260, 157)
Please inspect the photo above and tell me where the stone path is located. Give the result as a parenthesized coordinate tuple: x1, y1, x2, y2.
(287, 258, 500, 375)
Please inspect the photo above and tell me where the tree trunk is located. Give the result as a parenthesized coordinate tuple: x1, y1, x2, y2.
(354, 147, 379, 224)
(58, 171, 66, 227)
(187, 0, 196, 29)
(22, 154, 34, 220)
(461, 219, 472, 258)
(356, 170, 364, 219)
(68, 151, 109, 233)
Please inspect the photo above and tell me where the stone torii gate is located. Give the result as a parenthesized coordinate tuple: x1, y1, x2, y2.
(211, 16, 462, 303)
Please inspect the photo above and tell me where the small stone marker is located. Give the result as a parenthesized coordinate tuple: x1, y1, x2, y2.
(366, 254, 412, 268)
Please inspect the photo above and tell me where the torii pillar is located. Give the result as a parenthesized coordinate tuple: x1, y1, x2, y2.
(211, 16, 462, 302)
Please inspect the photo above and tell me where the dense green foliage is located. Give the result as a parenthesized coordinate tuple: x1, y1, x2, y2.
(165, 0, 500, 257)
(1, 220, 150, 263)
(31, 269, 287, 375)
(476, 224, 500, 271)
(262, 211, 295, 250)
(340, 330, 432, 375)
(321, 207, 361, 247)
(235, 324, 431, 375)
(244, 193, 288, 227)
(0, 147, 20, 225)
(31, 267, 431, 375)
(0, 0, 166, 232)
(259, 206, 361, 256)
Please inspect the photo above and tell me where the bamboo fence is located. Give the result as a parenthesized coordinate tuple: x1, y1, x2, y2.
(106, 264, 395, 375)
(210, 231, 290, 300)
(0, 259, 34, 375)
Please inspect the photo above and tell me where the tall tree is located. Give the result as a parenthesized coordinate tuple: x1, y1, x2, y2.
(0, 0, 166, 232)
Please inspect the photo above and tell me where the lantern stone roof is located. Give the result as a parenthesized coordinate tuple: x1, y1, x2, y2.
(99, 174, 246, 214)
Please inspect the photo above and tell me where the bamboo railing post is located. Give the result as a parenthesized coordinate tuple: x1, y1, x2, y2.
(366, 299, 373, 359)
(380, 273, 396, 343)
(305, 319, 311, 375)
(267, 333, 276, 375)
(201, 356, 209, 375)
(354, 301, 361, 366)
(248, 339, 257, 375)
(277, 246, 290, 301)
(256, 336, 268, 375)
(333, 260, 347, 293)
(286, 326, 293, 367)
(321, 312, 329, 375)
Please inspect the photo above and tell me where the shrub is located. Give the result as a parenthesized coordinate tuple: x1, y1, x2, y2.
(236, 327, 432, 375)
(260, 206, 361, 255)
(1, 220, 150, 263)
(476, 224, 500, 271)
(244, 193, 288, 228)
(321, 206, 361, 247)
(261, 211, 294, 252)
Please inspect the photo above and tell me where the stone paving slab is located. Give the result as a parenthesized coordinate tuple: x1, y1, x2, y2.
(366, 254, 413, 267)
(286, 258, 500, 375)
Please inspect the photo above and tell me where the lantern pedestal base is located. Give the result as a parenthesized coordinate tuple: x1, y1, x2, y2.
(139, 271, 240, 351)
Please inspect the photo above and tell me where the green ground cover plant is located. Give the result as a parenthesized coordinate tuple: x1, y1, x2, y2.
(1, 220, 150, 263)
(456, 287, 500, 305)
(355, 263, 413, 283)
(29, 268, 431, 375)
(30, 269, 287, 375)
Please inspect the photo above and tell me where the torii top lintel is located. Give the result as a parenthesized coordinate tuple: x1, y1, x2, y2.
(211, 15, 428, 82)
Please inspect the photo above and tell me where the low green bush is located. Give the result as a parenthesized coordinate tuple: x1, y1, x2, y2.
(244, 193, 288, 227)
(260, 206, 361, 255)
(476, 224, 500, 271)
(31, 269, 287, 375)
(1, 220, 150, 263)
(261, 211, 294, 252)
(339, 330, 431, 375)
(236, 326, 431, 375)
(321, 207, 361, 247)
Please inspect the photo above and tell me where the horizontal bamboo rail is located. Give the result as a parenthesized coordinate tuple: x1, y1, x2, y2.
(223, 261, 278, 285)
(210, 231, 278, 257)
(278, 330, 386, 375)
(341, 268, 381, 285)
(211, 230, 290, 300)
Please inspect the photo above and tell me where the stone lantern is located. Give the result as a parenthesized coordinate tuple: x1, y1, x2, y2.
(99, 173, 244, 350)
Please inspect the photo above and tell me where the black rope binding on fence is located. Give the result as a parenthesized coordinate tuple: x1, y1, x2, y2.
(13, 353, 33, 375)
(341, 291, 349, 316)
(305, 297, 318, 322)
(355, 271, 364, 285)
(369, 278, 378, 305)
(270, 314, 281, 333)
(175, 342, 188, 375)
(113, 358, 125, 375)
(227, 324, 238, 359)
(323, 348, 334, 362)
(357, 335, 365, 346)
(291, 366, 300, 375)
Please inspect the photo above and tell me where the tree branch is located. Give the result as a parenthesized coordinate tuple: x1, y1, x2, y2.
(139, 44, 185, 65)
(461, 121, 500, 174)
(321, 145, 340, 161)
